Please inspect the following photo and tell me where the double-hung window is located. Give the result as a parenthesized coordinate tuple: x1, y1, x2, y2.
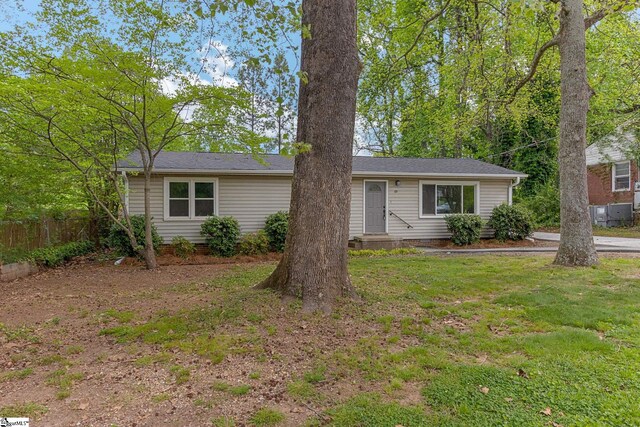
(420, 182, 478, 217)
(612, 161, 631, 191)
(165, 178, 217, 219)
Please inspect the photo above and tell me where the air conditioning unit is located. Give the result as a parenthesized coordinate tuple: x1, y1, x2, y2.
(590, 204, 634, 226)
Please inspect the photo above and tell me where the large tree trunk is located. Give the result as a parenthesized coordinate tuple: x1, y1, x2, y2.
(257, 0, 360, 313)
(142, 171, 158, 269)
(554, 0, 598, 266)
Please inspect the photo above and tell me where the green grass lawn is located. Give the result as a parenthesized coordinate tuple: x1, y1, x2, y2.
(99, 254, 640, 426)
(592, 225, 640, 238)
(541, 225, 640, 239)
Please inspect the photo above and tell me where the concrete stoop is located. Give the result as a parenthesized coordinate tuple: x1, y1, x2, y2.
(350, 234, 405, 250)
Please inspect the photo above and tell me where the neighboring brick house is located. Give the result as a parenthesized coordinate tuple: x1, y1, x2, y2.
(586, 135, 638, 207)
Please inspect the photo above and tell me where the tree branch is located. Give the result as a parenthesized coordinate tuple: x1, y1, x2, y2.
(508, 0, 638, 104)
(507, 35, 559, 104)
(391, 0, 452, 68)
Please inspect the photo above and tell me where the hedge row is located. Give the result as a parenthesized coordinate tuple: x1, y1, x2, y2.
(445, 204, 534, 246)
(25, 240, 95, 267)
(197, 211, 289, 258)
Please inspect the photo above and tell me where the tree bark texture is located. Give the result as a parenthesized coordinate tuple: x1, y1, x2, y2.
(554, 0, 598, 266)
(143, 171, 158, 269)
(257, 0, 360, 312)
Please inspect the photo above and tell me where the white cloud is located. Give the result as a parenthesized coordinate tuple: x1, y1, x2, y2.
(160, 71, 212, 97)
(159, 40, 238, 98)
(158, 41, 239, 121)
(199, 41, 238, 88)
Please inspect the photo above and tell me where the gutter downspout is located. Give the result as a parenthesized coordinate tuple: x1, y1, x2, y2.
(508, 176, 521, 205)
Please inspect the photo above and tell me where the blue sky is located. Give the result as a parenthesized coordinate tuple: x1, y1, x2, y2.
(1, 0, 301, 88)
(0, 0, 39, 31)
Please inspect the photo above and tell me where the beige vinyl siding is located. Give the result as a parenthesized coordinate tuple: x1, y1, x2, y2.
(128, 175, 292, 243)
(127, 174, 512, 242)
(349, 178, 364, 238)
(353, 177, 511, 239)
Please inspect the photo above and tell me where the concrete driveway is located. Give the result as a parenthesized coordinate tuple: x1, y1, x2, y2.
(533, 232, 640, 251)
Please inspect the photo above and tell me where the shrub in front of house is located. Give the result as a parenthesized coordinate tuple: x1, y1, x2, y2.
(108, 215, 163, 257)
(238, 230, 270, 256)
(171, 236, 196, 259)
(445, 214, 484, 246)
(200, 216, 240, 257)
(264, 211, 289, 253)
(489, 204, 534, 242)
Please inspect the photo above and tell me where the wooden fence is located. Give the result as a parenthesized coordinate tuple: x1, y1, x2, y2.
(0, 217, 90, 251)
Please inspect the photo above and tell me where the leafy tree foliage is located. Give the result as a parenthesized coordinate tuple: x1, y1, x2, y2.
(357, 0, 640, 185)
(0, 0, 267, 267)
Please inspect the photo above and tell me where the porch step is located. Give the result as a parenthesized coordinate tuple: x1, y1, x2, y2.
(351, 234, 405, 250)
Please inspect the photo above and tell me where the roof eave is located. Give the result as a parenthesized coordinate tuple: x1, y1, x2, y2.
(118, 167, 527, 179)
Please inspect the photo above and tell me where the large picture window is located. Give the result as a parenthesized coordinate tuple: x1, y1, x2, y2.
(613, 161, 631, 191)
(420, 182, 477, 216)
(164, 178, 217, 219)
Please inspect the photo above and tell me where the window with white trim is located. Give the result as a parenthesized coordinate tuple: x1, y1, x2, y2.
(420, 182, 477, 216)
(613, 161, 631, 191)
(168, 182, 190, 217)
(194, 182, 215, 216)
(164, 178, 217, 219)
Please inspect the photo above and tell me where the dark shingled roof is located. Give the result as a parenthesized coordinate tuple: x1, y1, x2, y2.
(119, 151, 525, 177)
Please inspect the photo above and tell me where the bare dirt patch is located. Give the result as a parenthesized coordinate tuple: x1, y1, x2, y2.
(122, 252, 282, 267)
(0, 259, 433, 426)
(0, 260, 254, 426)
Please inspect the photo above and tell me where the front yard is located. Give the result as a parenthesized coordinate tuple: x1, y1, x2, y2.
(540, 225, 640, 239)
(2, 254, 640, 426)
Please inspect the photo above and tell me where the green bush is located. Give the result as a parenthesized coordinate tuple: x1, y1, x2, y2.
(237, 230, 270, 256)
(518, 182, 560, 227)
(0, 246, 30, 265)
(200, 216, 240, 257)
(28, 241, 95, 267)
(264, 211, 289, 252)
(107, 215, 163, 257)
(489, 204, 534, 241)
(444, 214, 484, 246)
(171, 236, 196, 259)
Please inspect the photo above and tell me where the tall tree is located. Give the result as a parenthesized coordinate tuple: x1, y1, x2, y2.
(237, 60, 270, 136)
(554, 0, 598, 265)
(257, 0, 360, 313)
(268, 52, 297, 154)
(0, 0, 259, 268)
(508, 0, 638, 265)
